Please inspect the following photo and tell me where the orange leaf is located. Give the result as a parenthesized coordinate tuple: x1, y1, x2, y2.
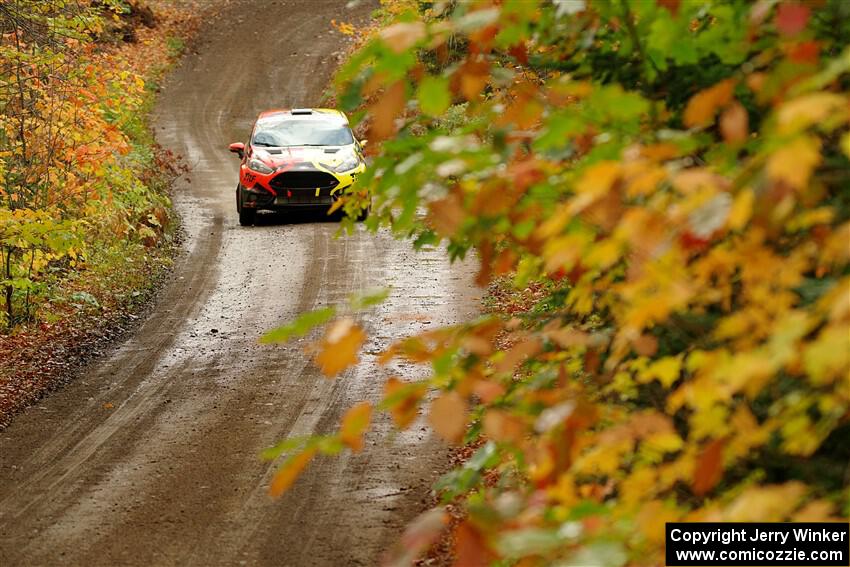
(692, 437, 725, 496)
(476, 241, 493, 287)
(720, 102, 749, 144)
(471, 380, 505, 404)
(384, 377, 426, 429)
(427, 192, 465, 237)
(683, 79, 735, 128)
(378, 21, 425, 53)
(495, 338, 542, 374)
(269, 446, 317, 498)
(454, 521, 495, 567)
(429, 391, 467, 443)
(315, 318, 366, 376)
(340, 402, 372, 452)
(369, 81, 406, 141)
(483, 409, 525, 444)
(456, 56, 490, 101)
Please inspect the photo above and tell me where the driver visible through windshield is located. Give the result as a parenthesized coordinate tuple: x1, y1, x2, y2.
(252, 119, 354, 147)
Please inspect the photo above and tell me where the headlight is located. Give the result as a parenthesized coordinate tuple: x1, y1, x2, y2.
(247, 158, 274, 174)
(333, 155, 361, 173)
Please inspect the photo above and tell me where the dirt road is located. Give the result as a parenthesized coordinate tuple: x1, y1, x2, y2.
(0, 2, 477, 565)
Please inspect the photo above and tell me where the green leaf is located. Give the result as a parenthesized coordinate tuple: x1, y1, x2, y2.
(417, 76, 451, 117)
(349, 287, 391, 310)
(260, 306, 336, 344)
(498, 529, 563, 558)
(563, 542, 628, 567)
(260, 435, 312, 461)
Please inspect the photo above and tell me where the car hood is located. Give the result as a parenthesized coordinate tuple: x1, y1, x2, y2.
(252, 145, 355, 169)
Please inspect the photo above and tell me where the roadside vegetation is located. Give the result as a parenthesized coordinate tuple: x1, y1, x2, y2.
(0, 0, 198, 425)
(265, 0, 850, 565)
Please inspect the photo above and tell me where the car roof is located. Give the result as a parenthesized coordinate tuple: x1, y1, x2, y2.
(256, 108, 348, 123)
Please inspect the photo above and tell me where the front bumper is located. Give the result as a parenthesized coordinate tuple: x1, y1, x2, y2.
(238, 163, 363, 211)
(240, 186, 339, 210)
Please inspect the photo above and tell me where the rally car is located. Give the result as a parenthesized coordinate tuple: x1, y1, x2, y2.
(228, 108, 366, 226)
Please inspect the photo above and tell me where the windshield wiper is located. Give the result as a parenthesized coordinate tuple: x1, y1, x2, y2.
(252, 141, 277, 147)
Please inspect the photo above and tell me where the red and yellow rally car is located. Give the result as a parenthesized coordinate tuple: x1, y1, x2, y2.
(228, 108, 366, 226)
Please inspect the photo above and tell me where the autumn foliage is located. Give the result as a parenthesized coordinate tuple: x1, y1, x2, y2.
(265, 1, 850, 565)
(0, 0, 178, 328)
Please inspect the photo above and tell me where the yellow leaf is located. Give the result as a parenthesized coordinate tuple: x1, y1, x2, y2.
(794, 499, 838, 522)
(637, 501, 680, 546)
(429, 391, 467, 443)
(621, 466, 658, 506)
(776, 93, 847, 134)
(727, 188, 754, 230)
(269, 447, 317, 498)
(803, 324, 850, 385)
(725, 405, 769, 460)
(787, 207, 834, 231)
(723, 483, 807, 521)
(575, 161, 620, 196)
(841, 132, 850, 159)
(315, 318, 366, 376)
(575, 439, 631, 475)
(640, 356, 682, 388)
(673, 169, 728, 197)
(625, 164, 667, 197)
(641, 431, 684, 461)
(340, 402, 372, 452)
(766, 135, 821, 190)
(780, 413, 821, 456)
(584, 238, 622, 270)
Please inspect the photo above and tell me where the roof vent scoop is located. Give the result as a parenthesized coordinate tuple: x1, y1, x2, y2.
(291, 108, 313, 115)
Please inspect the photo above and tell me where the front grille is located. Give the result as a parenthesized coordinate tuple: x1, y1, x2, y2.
(269, 171, 339, 192)
(276, 190, 334, 205)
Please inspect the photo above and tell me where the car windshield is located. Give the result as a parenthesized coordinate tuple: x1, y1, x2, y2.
(252, 119, 353, 147)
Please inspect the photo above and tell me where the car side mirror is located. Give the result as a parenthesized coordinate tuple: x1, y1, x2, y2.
(229, 142, 245, 158)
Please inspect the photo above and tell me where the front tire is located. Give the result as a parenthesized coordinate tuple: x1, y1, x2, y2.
(236, 184, 256, 226)
(239, 208, 256, 226)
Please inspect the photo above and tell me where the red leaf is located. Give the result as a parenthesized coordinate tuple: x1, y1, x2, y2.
(776, 3, 810, 36)
(383, 507, 448, 567)
(657, 0, 680, 16)
(789, 40, 820, 64)
(679, 230, 711, 252)
(693, 438, 726, 496)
